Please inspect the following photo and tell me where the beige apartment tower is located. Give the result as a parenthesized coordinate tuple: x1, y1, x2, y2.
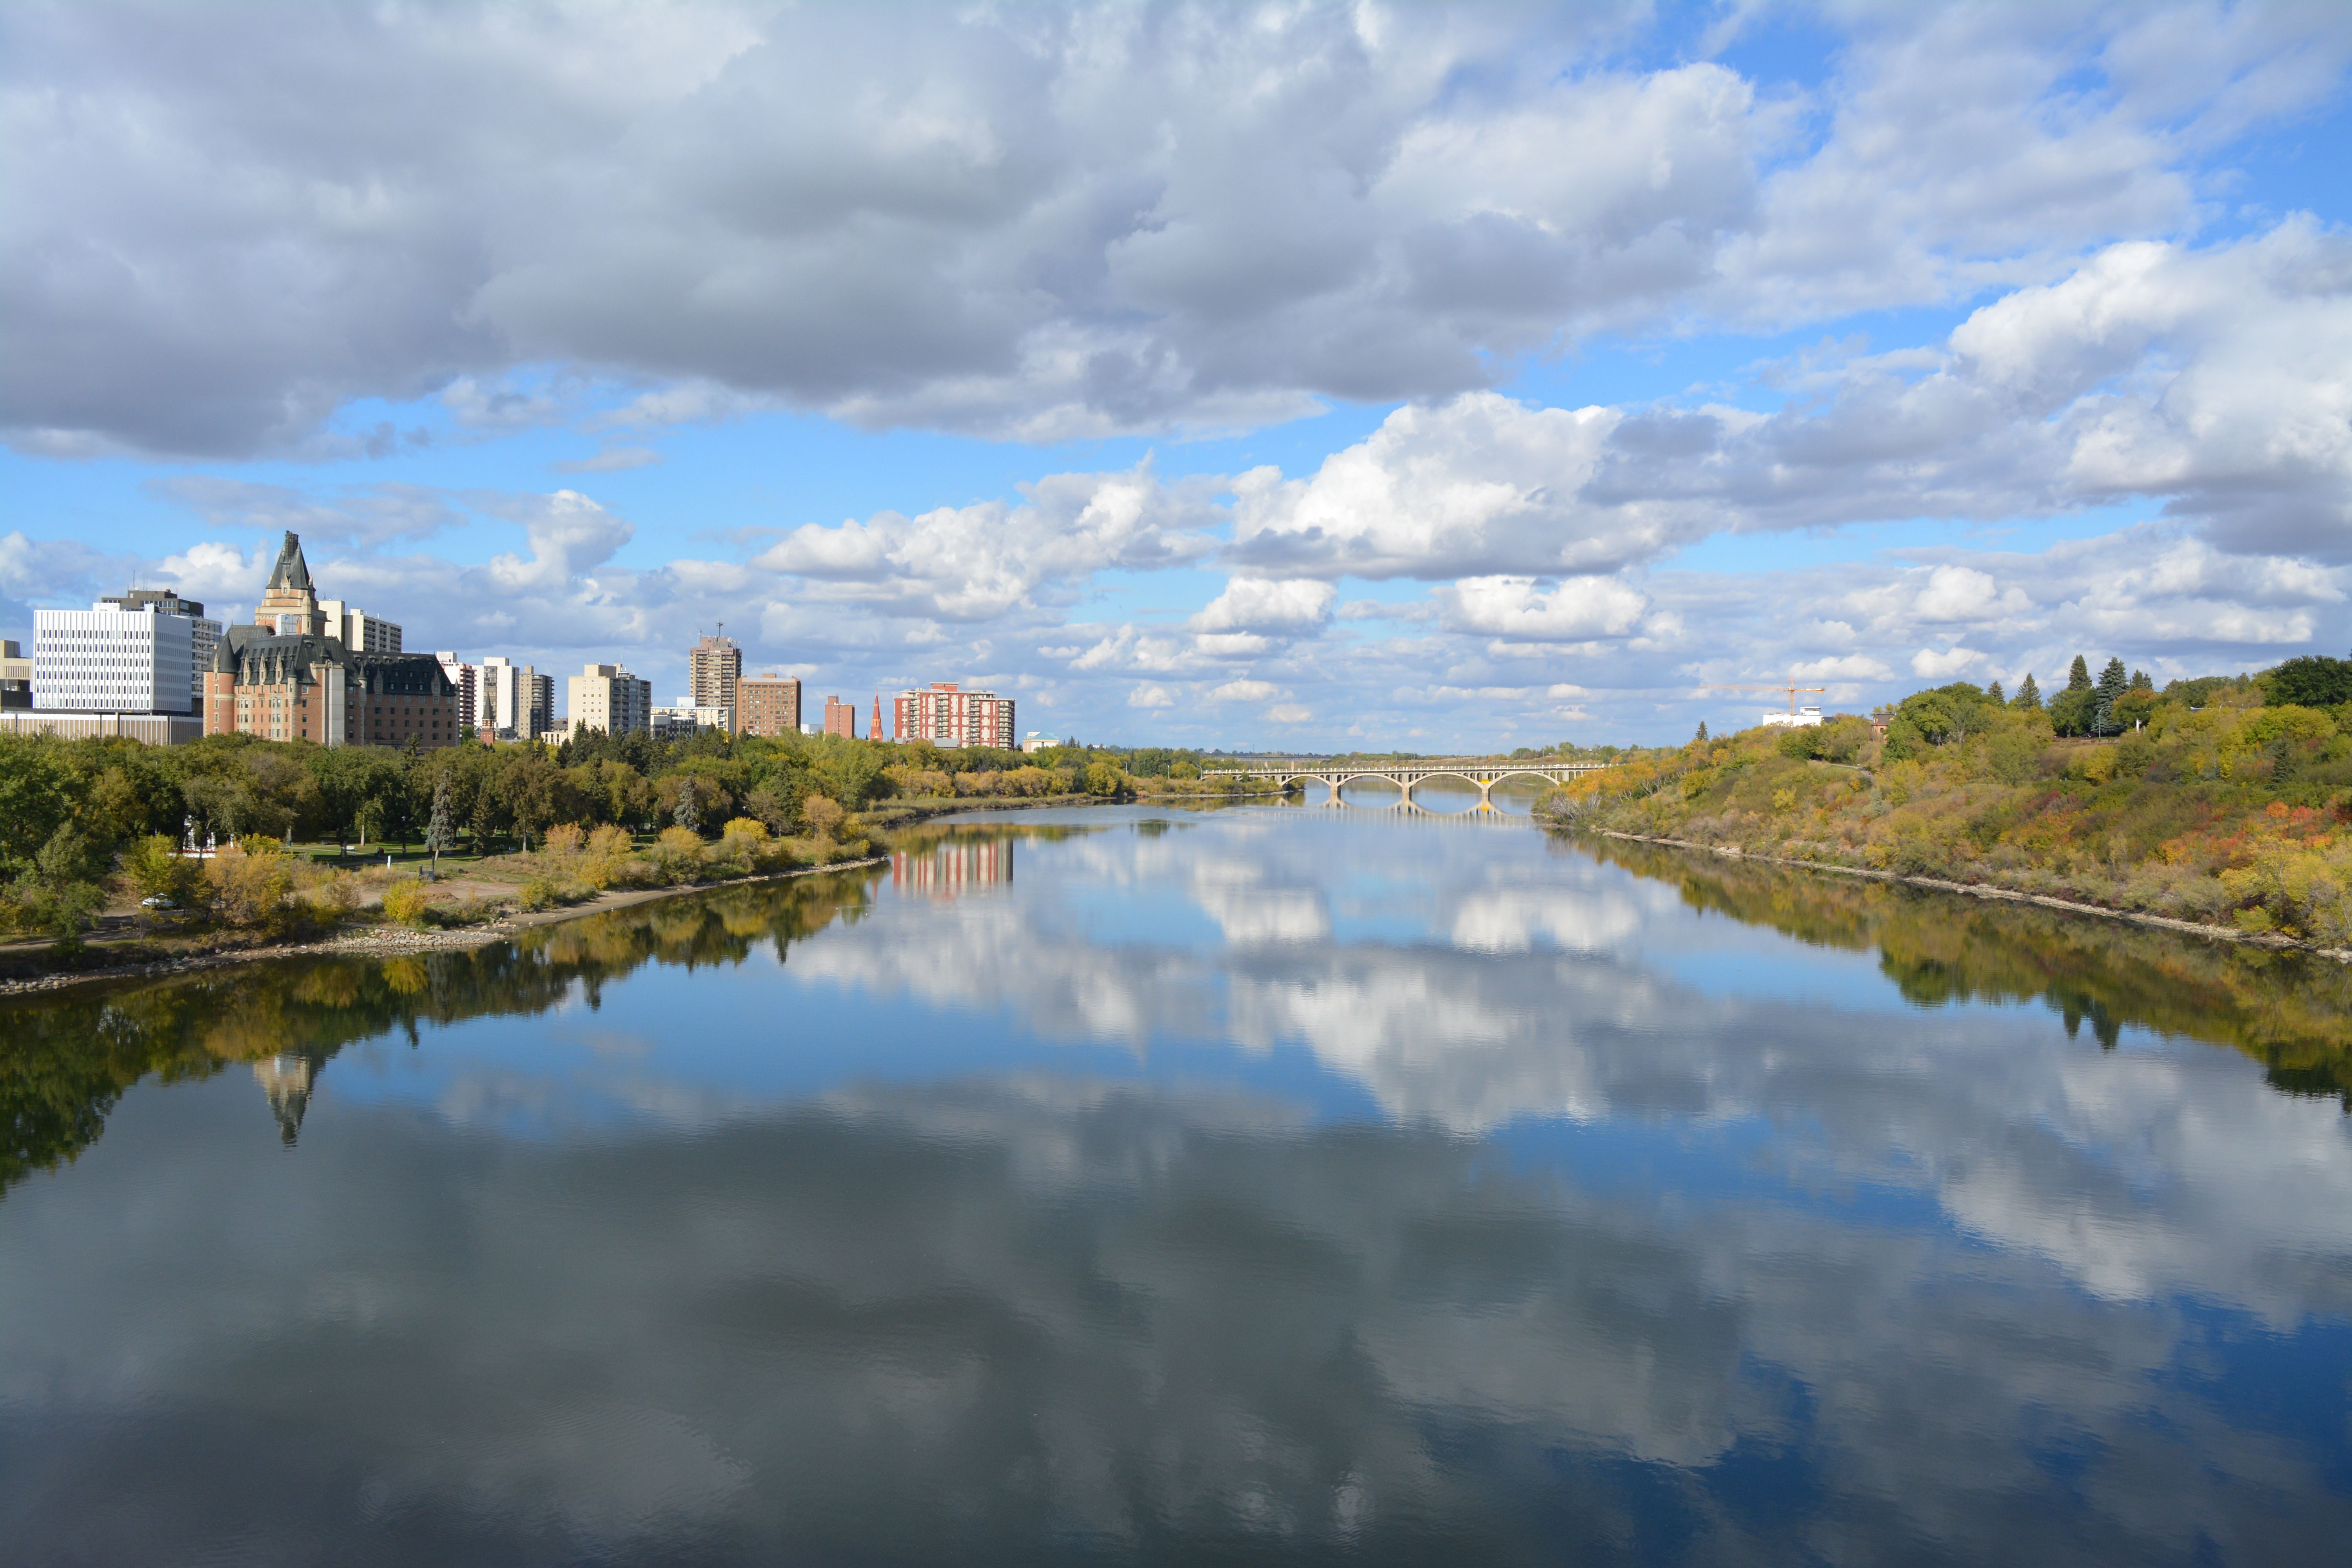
(689, 632, 742, 732)
(737, 673, 802, 738)
(567, 662, 652, 737)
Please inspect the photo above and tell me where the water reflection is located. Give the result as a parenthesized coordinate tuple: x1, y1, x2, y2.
(3, 809, 2350, 1564)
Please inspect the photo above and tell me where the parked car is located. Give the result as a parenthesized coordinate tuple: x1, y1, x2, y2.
(140, 895, 178, 910)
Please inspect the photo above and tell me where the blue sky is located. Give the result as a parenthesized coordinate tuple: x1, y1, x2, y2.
(5, 1, 2350, 749)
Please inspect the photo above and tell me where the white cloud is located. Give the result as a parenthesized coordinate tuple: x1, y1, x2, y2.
(1267, 704, 1313, 724)
(1439, 575, 1650, 642)
(1911, 646, 1989, 679)
(1189, 577, 1337, 634)
(1208, 679, 1279, 702)
(755, 465, 1218, 621)
(1127, 684, 1174, 709)
(1229, 394, 1660, 579)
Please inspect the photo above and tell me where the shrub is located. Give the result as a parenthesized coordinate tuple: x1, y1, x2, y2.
(541, 821, 586, 857)
(380, 880, 435, 926)
(209, 844, 296, 929)
(800, 794, 845, 840)
(122, 833, 207, 909)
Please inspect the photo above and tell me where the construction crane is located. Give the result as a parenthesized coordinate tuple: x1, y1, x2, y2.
(1709, 681, 1828, 715)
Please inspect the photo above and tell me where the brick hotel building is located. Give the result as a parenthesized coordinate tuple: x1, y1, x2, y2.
(202, 533, 460, 748)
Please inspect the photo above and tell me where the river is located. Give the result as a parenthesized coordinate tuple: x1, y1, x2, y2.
(5, 801, 2350, 1564)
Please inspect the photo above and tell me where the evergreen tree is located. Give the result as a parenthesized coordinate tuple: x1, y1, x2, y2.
(2129, 668, 2152, 691)
(423, 775, 456, 873)
(1986, 679, 2005, 704)
(2013, 672, 2042, 710)
(1693, 720, 1709, 742)
(2091, 656, 2129, 737)
(673, 780, 701, 832)
(2066, 655, 2092, 691)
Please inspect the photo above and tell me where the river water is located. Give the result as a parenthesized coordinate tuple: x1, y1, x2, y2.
(5, 801, 2351, 1565)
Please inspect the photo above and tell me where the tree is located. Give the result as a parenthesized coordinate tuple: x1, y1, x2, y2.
(2050, 658, 2099, 737)
(0, 737, 74, 884)
(1986, 679, 2005, 704)
(673, 779, 701, 832)
(2262, 654, 2352, 709)
(2013, 673, 2042, 710)
(423, 775, 457, 873)
(2091, 657, 2129, 737)
(1694, 721, 1709, 742)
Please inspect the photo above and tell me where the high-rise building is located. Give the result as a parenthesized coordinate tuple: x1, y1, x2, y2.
(736, 673, 802, 739)
(434, 653, 477, 731)
(33, 600, 200, 714)
(478, 655, 552, 739)
(689, 632, 742, 732)
(892, 682, 1015, 749)
(822, 695, 858, 738)
(567, 662, 652, 737)
(99, 590, 221, 710)
(318, 599, 403, 654)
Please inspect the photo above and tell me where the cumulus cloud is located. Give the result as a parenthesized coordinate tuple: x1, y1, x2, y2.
(1188, 576, 1337, 634)
(8, 3, 2345, 456)
(1438, 575, 1650, 641)
(755, 464, 1218, 621)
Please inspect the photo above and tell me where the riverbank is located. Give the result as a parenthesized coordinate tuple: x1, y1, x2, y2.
(0, 854, 889, 998)
(1580, 828, 2352, 962)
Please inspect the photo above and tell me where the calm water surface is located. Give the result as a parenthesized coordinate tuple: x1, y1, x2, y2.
(6, 803, 2352, 1565)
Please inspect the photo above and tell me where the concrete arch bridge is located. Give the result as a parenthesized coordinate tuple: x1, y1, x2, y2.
(1210, 759, 1604, 810)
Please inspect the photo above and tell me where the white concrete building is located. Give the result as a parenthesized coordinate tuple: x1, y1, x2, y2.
(33, 601, 200, 714)
(567, 662, 652, 737)
(653, 704, 731, 742)
(97, 590, 220, 710)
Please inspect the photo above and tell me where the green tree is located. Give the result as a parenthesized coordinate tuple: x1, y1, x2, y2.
(0, 736, 74, 883)
(2013, 673, 2042, 710)
(423, 775, 457, 872)
(2050, 658, 2098, 736)
(2262, 654, 2352, 709)
(2092, 657, 2129, 737)
(673, 778, 702, 832)
(1694, 720, 1709, 742)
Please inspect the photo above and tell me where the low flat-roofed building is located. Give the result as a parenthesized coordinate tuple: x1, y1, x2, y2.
(653, 703, 731, 742)
(0, 710, 204, 745)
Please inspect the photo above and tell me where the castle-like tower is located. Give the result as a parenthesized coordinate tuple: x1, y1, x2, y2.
(253, 532, 326, 637)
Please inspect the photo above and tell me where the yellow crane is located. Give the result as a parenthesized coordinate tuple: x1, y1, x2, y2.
(1709, 681, 1828, 715)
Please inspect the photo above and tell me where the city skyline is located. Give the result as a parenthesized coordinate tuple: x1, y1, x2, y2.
(4, 4, 2350, 750)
